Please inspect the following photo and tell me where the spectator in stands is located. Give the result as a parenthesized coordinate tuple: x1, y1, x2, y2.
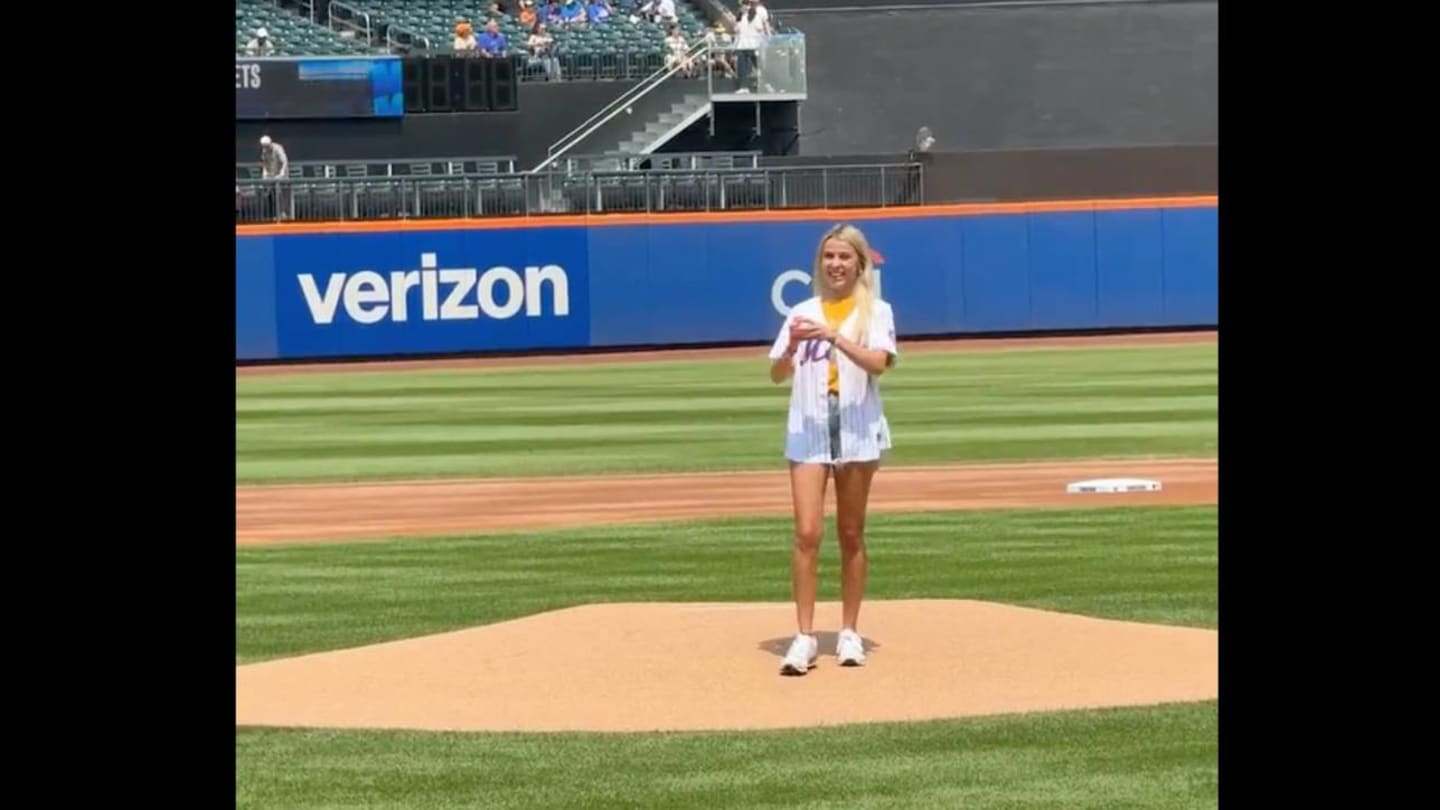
(527, 23, 562, 81)
(519, 0, 538, 27)
(559, 0, 586, 26)
(636, 0, 676, 26)
(705, 21, 736, 78)
(751, 0, 772, 34)
(587, 0, 612, 25)
(246, 27, 275, 56)
(545, 0, 564, 26)
(665, 24, 693, 77)
(259, 136, 290, 220)
(453, 20, 478, 52)
(478, 19, 508, 56)
(733, 0, 765, 92)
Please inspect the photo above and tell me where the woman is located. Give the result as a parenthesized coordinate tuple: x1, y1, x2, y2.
(527, 22, 562, 81)
(733, 0, 765, 91)
(453, 20, 478, 52)
(767, 223, 899, 676)
(704, 21, 735, 78)
(664, 24, 692, 77)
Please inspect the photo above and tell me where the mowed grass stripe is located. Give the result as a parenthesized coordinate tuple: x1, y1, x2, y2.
(233, 373, 1216, 409)
(236, 391, 1216, 421)
(236, 506, 1216, 665)
(236, 343, 1216, 483)
(237, 411, 1215, 451)
(236, 700, 1217, 810)
(234, 371, 1217, 408)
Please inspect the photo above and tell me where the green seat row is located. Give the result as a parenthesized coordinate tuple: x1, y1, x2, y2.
(236, 0, 383, 56)
(237, 0, 723, 58)
(350, 0, 707, 52)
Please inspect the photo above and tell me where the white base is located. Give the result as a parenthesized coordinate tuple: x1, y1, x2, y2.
(1066, 477, 1162, 494)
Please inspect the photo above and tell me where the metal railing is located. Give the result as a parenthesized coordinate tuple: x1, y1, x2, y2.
(389, 47, 698, 83)
(235, 156, 519, 180)
(533, 38, 714, 174)
(236, 163, 924, 223)
(707, 34, 807, 96)
(327, 0, 373, 46)
(385, 21, 430, 53)
(558, 151, 763, 173)
(292, 0, 317, 24)
(516, 49, 675, 83)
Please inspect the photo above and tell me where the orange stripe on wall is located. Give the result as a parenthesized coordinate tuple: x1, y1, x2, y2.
(235, 195, 1218, 238)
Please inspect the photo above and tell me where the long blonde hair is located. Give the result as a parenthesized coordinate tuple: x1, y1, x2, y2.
(812, 223, 877, 345)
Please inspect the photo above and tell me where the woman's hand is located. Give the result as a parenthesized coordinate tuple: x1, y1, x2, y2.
(789, 317, 834, 343)
(790, 316, 891, 376)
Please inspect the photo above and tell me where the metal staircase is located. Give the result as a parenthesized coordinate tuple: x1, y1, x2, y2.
(613, 93, 713, 155)
(530, 40, 713, 173)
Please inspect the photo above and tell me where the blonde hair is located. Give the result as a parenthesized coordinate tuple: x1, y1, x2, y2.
(812, 223, 877, 345)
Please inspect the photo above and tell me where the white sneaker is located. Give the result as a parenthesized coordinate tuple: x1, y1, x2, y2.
(779, 633, 819, 675)
(837, 629, 866, 666)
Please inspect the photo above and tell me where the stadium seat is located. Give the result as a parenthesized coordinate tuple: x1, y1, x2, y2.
(240, 0, 718, 67)
(236, 0, 380, 56)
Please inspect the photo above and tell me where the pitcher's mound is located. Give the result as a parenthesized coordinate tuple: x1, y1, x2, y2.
(236, 600, 1217, 733)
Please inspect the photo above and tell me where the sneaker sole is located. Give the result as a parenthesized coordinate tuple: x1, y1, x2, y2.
(838, 657, 864, 667)
(779, 659, 818, 676)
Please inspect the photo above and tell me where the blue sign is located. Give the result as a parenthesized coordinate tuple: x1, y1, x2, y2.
(236, 205, 1217, 361)
(236, 56, 403, 120)
(243, 227, 590, 359)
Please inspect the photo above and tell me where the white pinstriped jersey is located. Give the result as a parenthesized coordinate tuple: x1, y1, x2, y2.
(769, 295, 899, 464)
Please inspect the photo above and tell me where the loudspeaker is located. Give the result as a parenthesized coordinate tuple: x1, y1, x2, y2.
(402, 57, 425, 113)
(464, 57, 490, 111)
(427, 56, 453, 111)
(489, 57, 517, 111)
(450, 57, 469, 109)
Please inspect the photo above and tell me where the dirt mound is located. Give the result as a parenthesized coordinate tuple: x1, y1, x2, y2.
(235, 599, 1218, 733)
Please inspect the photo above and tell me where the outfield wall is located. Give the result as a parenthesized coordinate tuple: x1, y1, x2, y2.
(235, 198, 1217, 361)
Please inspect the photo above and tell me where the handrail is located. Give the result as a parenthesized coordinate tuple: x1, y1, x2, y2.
(235, 155, 520, 178)
(237, 163, 919, 183)
(327, 0, 372, 45)
(386, 21, 429, 53)
(531, 38, 712, 175)
(235, 161, 925, 222)
(562, 150, 763, 171)
(294, 0, 317, 24)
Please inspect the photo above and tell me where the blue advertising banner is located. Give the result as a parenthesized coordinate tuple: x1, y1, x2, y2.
(236, 56, 403, 119)
(236, 204, 1217, 361)
(256, 227, 590, 358)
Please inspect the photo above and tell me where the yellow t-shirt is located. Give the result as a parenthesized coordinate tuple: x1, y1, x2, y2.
(821, 295, 856, 395)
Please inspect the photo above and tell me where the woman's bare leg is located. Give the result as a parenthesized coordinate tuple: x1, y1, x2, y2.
(832, 461, 879, 631)
(788, 462, 830, 634)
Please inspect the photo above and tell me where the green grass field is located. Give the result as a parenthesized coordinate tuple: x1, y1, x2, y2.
(236, 342, 1217, 483)
(237, 701, 1217, 810)
(237, 506, 1217, 665)
(235, 339, 1219, 808)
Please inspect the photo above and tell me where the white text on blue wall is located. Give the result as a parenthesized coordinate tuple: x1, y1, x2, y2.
(298, 253, 570, 325)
